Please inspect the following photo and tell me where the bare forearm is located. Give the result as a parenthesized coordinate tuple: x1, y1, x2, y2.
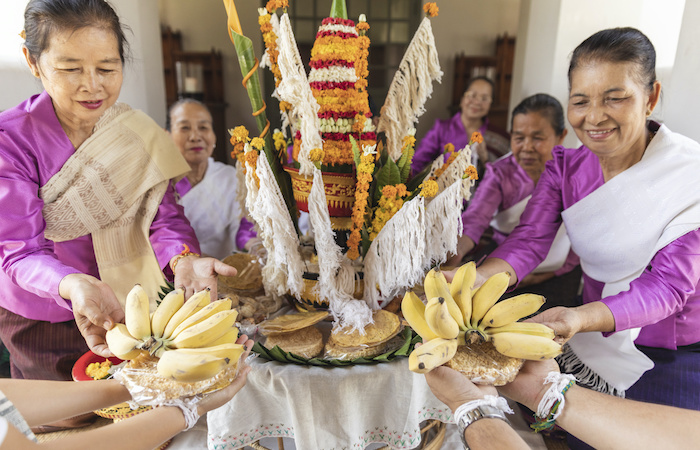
(573, 301, 616, 333)
(40, 405, 187, 450)
(555, 385, 700, 449)
(464, 419, 530, 450)
(479, 258, 517, 285)
(0, 379, 130, 427)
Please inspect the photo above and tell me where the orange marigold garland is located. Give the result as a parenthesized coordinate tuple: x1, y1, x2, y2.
(229, 125, 250, 167)
(463, 165, 479, 181)
(432, 143, 457, 179)
(246, 137, 265, 186)
(369, 184, 408, 241)
(347, 145, 377, 260)
(259, 11, 282, 88)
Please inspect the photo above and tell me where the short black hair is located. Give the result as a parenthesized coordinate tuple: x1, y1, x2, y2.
(568, 27, 656, 92)
(511, 93, 565, 136)
(24, 0, 130, 63)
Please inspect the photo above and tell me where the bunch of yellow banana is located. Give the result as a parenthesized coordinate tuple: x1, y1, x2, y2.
(105, 284, 245, 382)
(402, 262, 561, 373)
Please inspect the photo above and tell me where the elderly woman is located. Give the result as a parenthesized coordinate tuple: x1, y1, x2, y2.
(168, 99, 260, 259)
(412, 76, 510, 176)
(0, 0, 235, 389)
(472, 27, 700, 413)
(447, 93, 580, 307)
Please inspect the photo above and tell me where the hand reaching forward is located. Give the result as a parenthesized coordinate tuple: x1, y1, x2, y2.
(526, 306, 582, 344)
(59, 273, 125, 358)
(173, 256, 238, 300)
(196, 335, 254, 415)
(423, 359, 497, 412)
(497, 359, 560, 412)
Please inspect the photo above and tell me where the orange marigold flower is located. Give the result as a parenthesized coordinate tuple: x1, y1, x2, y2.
(419, 179, 439, 198)
(444, 142, 455, 154)
(250, 137, 265, 151)
(402, 135, 416, 149)
(352, 114, 366, 133)
(396, 184, 408, 197)
(382, 185, 397, 198)
(356, 22, 370, 32)
(423, 2, 439, 17)
(309, 148, 325, 162)
(470, 131, 484, 144)
(464, 165, 479, 181)
(265, 0, 277, 13)
(229, 126, 250, 144)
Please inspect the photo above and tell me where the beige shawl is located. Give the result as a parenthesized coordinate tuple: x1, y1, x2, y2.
(40, 103, 190, 308)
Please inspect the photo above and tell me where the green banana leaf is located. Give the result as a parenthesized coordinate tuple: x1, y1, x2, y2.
(330, 0, 348, 19)
(229, 28, 299, 233)
(252, 327, 420, 367)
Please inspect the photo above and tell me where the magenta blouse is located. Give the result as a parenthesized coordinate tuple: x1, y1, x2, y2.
(413, 113, 510, 174)
(0, 92, 200, 322)
(463, 154, 578, 276)
(491, 144, 700, 349)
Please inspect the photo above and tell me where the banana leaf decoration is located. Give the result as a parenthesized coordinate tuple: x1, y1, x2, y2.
(223, 0, 299, 232)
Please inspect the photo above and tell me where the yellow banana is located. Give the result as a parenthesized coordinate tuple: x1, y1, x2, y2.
(169, 298, 233, 339)
(106, 323, 144, 360)
(479, 293, 546, 328)
(207, 327, 240, 347)
(124, 284, 151, 340)
(449, 262, 474, 299)
(156, 350, 229, 382)
(490, 332, 562, 360)
(424, 297, 460, 339)
(401, 291, 440, 342)
(408, 337, 459, 373)
(470, 272, 510, 328)
(486, 322, 555, 339)
(171, 309, 239, 349)
(151, 288, 185, 338)
(456, 262, 476, 325)
(173, 342, 246, 365)
(161, 288, 211, 339)
(424, 269, 466, 329)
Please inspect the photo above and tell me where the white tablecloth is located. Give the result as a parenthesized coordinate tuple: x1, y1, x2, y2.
(206, 357, 453, 450)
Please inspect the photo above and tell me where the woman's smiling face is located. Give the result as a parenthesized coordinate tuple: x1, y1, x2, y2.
(567, 60, 658, 160)
(25, 26, 123, 135)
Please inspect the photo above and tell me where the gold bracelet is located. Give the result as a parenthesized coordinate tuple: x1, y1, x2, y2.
(171, 244, 200, 272)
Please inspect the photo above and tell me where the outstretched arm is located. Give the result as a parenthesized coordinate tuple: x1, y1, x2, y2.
(499, 360, 700, 449)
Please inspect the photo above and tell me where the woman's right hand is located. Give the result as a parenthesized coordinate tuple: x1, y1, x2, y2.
(497, 359, 559, 411)
(59, 273, 125, 357)
(196, 336, 254, 415)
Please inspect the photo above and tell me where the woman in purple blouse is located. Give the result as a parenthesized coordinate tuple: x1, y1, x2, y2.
(0, 0, 236, 393)
(412, 76, 510, 177)
(472, 27, 700, 417)
(448, 93, 581, 308)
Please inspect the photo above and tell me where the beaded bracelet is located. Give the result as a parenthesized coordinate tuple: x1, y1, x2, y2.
(171, 243, 200, 272)
(531, 372, 577, 432)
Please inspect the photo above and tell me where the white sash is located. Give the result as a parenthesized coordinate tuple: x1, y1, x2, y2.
(561, 124, 700, 392)
(491, 196, 571, 273)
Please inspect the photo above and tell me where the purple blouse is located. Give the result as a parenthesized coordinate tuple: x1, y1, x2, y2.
(0, 92, 200, 322)
(464, 154, 578, 276)
(413, 113, 510, 174)
(491, 145, 700, 349)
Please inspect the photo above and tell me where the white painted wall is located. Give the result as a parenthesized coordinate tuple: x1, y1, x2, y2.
(512, 0, 685, 148)
(0, 0, 167, 125)
(665, 0, 700, 142)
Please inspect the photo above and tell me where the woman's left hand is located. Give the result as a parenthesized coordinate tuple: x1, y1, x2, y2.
(525, 306, 582, 344)
(174, 256, 237, 300)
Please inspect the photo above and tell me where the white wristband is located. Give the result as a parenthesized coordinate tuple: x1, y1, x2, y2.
(163, 397, 201, 430)
(535, 371, 577, 421)
(454, 395, 513, 425)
